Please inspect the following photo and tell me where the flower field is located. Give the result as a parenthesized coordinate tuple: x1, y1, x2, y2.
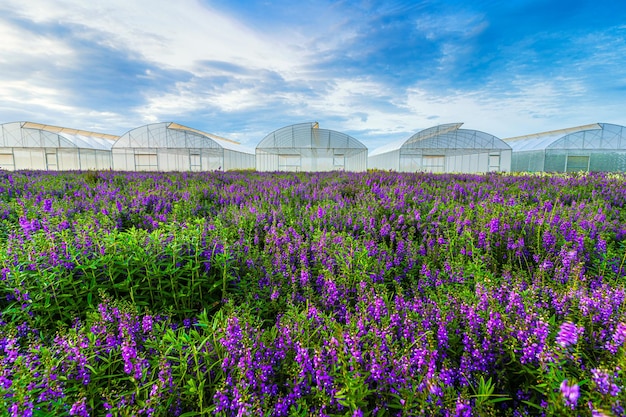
(1, 170, 626, 416)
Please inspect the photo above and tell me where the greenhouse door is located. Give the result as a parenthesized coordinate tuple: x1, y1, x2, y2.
(333, 154, 345, 170)
(190, 152, 201, 171)
(565, 155, 590, 172)
(423, 155, 445, 173)
(0, 153, 14, 170)
(489, 154, 501, 172)
(278, 155, 301, 172)
(46, 150, 58, 170)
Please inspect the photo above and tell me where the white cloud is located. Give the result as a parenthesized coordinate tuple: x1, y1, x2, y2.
(0, 79, 129, 131)
(0, 81, 74, 112)
(0, 0, 306, 75)
(0, 0, 318, 133)
(0, 18, 75, 64)
(138, 82, 264, 120)
(397, 73, 616, 141)
(0, 0, 623, 148)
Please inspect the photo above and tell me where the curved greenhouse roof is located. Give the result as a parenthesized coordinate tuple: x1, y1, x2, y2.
(504, 123, 626, 151)
(257, 122, 366, 153)
(113, 122, 254, 154)
(369, 123, 509, 157)
(0, 121, 117, 150)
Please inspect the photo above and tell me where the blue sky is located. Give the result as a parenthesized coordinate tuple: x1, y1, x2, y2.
(0, 0, 624, 150)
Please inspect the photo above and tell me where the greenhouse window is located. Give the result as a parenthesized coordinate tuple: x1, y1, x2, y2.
(565, 155, 590, 172)
(278, 155, 301, 172)
(489, 154, 501, 171)
(135, 153, 158, 171)
(423, 155, 445, 172)
(0, 153, 14, 170)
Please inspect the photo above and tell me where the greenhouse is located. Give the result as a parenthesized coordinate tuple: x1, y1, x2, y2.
(256, 122, 367, 172)
(504, 123, 626, 172)
(368, 123, 511, 173)
(112, 122, 255, 171)
(0, 121, 116, 171)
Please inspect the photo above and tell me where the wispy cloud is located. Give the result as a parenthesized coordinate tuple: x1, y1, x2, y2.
(0, 0, 625, 147)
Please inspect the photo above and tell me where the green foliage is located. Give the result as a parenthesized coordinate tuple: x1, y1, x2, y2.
(2, 170, 626, 415)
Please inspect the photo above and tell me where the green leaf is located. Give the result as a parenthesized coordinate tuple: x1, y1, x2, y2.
(521, 400, 545, 410)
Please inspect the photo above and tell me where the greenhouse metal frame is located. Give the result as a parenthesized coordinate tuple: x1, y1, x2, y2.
(256, 122, 368, 172)
(112, 122, 255, 172)
(368, 123, 512, 173)
(0, 121, 115, 171)
(504, 123, 626, 173)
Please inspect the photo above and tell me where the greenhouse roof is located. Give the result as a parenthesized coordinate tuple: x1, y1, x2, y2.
(369, 123, 462, 156)
(257, 122, 367, 151)
(503, 123, 602, 152)
(22, 122, 120, 141)
(369, 123, 509, 156)
(0, 121, 117, 150)
(503, 123, 626, 151)
(167, 123, 255, 154)
(114, 122, 255, 154)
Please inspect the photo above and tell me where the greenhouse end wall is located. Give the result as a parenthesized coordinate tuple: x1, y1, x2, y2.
(369, 150, 401, 171)
(255, 150, 367, 172)
(344, 152, 368, 172)
(511, 150, 626, 173)
(112, 148, 228, 172)
(0, 147, 112, 171)
(255, 151, 280, 172)
(393, 150, 510, 173)
(444, 150, 511, 173)
(545, 150, 626, 173)
(510, 151, 546, 172)
(224, 150, 256, 171)
(256, 123, 368, 172)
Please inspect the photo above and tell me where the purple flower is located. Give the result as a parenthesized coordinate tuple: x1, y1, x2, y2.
(606, 322, 626, 353)
(19, 217, 40, 235)
(556, 322, 582, 348)
(142, 315, 153, 333)
(488, 217, 499, 234)
(69, 397, 89, 417)
(591, 368, 621, 396)
(560, 380, 579, 409)
(121, 344, 138, 374)
(455, 397, 472, 417)
(0, 375, 11, 389)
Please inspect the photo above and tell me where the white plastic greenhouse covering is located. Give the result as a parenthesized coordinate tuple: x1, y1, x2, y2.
(112, 122, 255, 171)
(0, 122, 115, 171)
(368, 123, 512, 173)
(256, 122, 367, 172)
(504, 123, 626, 172)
